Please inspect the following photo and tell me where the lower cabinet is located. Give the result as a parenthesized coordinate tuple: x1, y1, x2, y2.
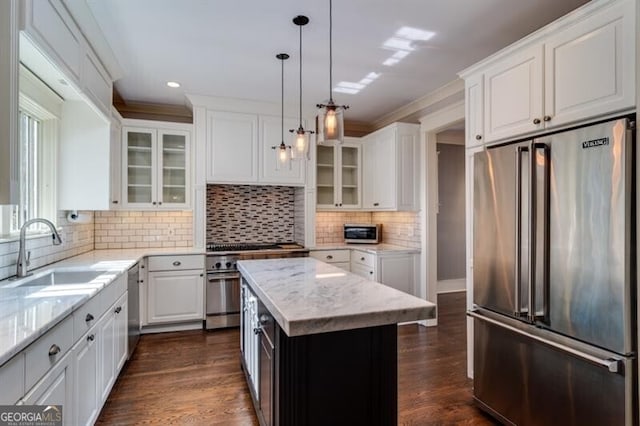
(309, 249, 351, 272)
(144, 255, 205, 326)
(350, 250, 418, 296)
(11, 272, 129, 426)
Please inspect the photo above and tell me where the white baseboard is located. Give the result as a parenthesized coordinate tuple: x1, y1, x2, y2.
(141, 321, 203, 334)
(437, 278, 466, 294)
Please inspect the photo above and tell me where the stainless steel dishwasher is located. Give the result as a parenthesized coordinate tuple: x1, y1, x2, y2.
(127, 262, 140, 358)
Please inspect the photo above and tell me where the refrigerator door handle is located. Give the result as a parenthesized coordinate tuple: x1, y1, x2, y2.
(468, 310, 622, 373)
(528, 141, 537, 323)
(514, 146, 527, 316)
(532, 142, 550, 322)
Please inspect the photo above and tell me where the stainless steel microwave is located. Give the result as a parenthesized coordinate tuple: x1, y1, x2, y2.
(343, 224, 381, 244)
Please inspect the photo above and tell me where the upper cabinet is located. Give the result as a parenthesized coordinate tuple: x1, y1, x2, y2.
(460, 0, 636, 145)
(316, 139, 361, 210)
(362, 123, 419, 211)
(0, 0, 19, 205)
(206, 111, 306, 186)
(122, 120, 192, 210)
(20, 0, 114, 119)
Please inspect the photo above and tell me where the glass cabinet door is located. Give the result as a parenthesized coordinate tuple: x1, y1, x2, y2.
(340, 145, 360, 208)
(158, 131, 188, 206)
(125, 129, 155, 205)
(316, 144, 336, 207)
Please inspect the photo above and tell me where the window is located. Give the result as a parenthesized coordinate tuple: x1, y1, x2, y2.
(0, 66, 59, 237)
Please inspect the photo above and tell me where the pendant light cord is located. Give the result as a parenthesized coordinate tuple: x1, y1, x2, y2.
(299, 23, 303, 127)
(329, 0, 333, 103)
(281, 56, 284, 143)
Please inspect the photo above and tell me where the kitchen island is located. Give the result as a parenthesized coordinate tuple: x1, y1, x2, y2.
(237, 257, 436, 426)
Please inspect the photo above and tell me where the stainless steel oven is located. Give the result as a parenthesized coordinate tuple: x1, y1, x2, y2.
(206, 254, 240, 329)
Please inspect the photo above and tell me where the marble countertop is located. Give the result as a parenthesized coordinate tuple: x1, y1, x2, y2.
(238, 257, 435, 337)
(310, 243, 420, 255)
(0, 247, 204, 367)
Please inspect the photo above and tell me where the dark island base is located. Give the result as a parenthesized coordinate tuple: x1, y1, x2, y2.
(279, 324, 398, 426)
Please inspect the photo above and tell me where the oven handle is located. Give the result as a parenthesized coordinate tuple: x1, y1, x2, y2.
(207, 272, 241, 281)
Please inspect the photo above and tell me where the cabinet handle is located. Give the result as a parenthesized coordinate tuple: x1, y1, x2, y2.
(173, 261, 182, 266)
(544, 115, 552, 122)
(253, 327, 263, 335)
(85, 313, 94, 322)
(360, 257, 365, 261)
(152, 201, 157, 205)
(475, 135, 482, 140)
(533, 118, 541, 125)
(200, 273, 204, 277)
(373, 202, 379, 207)
(112, 200, 119, 204)
(140, 264, 144, 269)
(115, 306, 122, 314)
(48, 344, 61, 356)
(139, 279, 144, 283)
(326, 255, 333, 260)
(87, 334, 95, 342)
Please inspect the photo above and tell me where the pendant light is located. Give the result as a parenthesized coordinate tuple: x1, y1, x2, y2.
(289, 15, 314, 160)
(316, 0, 349, 144)
(273, 53, 292, 169)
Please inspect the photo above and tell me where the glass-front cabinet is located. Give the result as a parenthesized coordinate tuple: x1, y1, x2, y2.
(316, 140, 361, 209)
(122, 122, 190, 209)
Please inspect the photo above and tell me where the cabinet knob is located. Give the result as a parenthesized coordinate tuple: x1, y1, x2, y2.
(475, 135, 482, 140)
(533, 118, 541, 125)
(253, 327, 263, 335)
(543, 115, 552, 122)
(339, 203, 342, 207)
(112, 200, 119, 204)
(326, 255, 333, 260)
(200, 273, 204, 277)
(115, 306, 122, 314)
(335, 203, 338, 207)
(373, 202, 379, 207)
(158, 201, 162, 205)
(48, 344, 61, 356)
(139, 279, 144, 283)
(85, 313, 94, 322)
(360, 257, 365, 261)
(369, 271, 374, 275)
(152, 201, 157, 205)
(173, 261, 182, 266)
(87, 334, 95, 342)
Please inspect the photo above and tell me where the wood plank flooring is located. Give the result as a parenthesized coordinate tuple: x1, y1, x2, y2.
(97, 292, 497, 425)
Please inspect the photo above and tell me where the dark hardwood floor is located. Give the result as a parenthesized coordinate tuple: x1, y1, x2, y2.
(97, 292, 497, 425)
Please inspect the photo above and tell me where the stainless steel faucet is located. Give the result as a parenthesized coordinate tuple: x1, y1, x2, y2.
(16, 218, 63, 278)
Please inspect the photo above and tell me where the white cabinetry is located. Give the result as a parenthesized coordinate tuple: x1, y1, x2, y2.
(122, 120, 192, 209)
(206, 111, 306, 186)
(316, 139, 361, 209)
(146, 255, 205, 325)
(22, 351, 73, 414)
(0, 353, 24, 404)
(73, 327, 100, 426)
(483, 46, 544, 142)
(460, 0, 636, 145)
(361, 123, 419, 211)
(309, 249, 351, 271)
(0, 0, 19, 205)
(110, 108, 123, 207)
(350, 250, 418, 296)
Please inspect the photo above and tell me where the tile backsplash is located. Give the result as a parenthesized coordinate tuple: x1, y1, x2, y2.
(206, 185, 298, 244)
(0, 211, 95, 281)
(94, 211, 193, 249)
(315, 211, 420, 249)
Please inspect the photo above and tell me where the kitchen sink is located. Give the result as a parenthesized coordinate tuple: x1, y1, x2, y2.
(17, 270, 110, 287)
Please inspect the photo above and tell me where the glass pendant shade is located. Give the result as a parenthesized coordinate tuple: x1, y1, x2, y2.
(322, 103, 345, 142)
(275, 141, 291, 170)
(292, 127, 309, 158)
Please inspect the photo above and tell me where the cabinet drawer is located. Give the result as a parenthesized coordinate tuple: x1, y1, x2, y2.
(351, 250, 375, 268)
(147, 255, 204, 272)
(25, 314, 73, 391)
(310, 250, 350, 263)
(0, 354, 25, 404)
(73, 292, 104, 341)
(351, 263, 375, 280)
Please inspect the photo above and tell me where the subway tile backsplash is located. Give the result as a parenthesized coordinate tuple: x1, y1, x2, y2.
(94, 211, 193, 249)
(206, 184, 298, 244)
(0, 211, 94, 281)
(316, 211, 420, 249)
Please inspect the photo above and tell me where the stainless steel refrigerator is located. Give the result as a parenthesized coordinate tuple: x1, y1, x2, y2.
(469, 116, 637, 425)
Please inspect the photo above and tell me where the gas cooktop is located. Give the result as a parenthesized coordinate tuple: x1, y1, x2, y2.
(206, 242, 303, 252)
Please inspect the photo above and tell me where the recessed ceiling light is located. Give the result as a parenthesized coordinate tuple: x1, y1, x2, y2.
(166, 81, 181, 88)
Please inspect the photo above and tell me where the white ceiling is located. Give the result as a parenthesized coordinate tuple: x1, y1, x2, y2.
(86, 0, 590, 124)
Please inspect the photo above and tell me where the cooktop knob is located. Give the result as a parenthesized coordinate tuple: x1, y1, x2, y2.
(226, 262, 232, 268)
(215, 262, 221, 268)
